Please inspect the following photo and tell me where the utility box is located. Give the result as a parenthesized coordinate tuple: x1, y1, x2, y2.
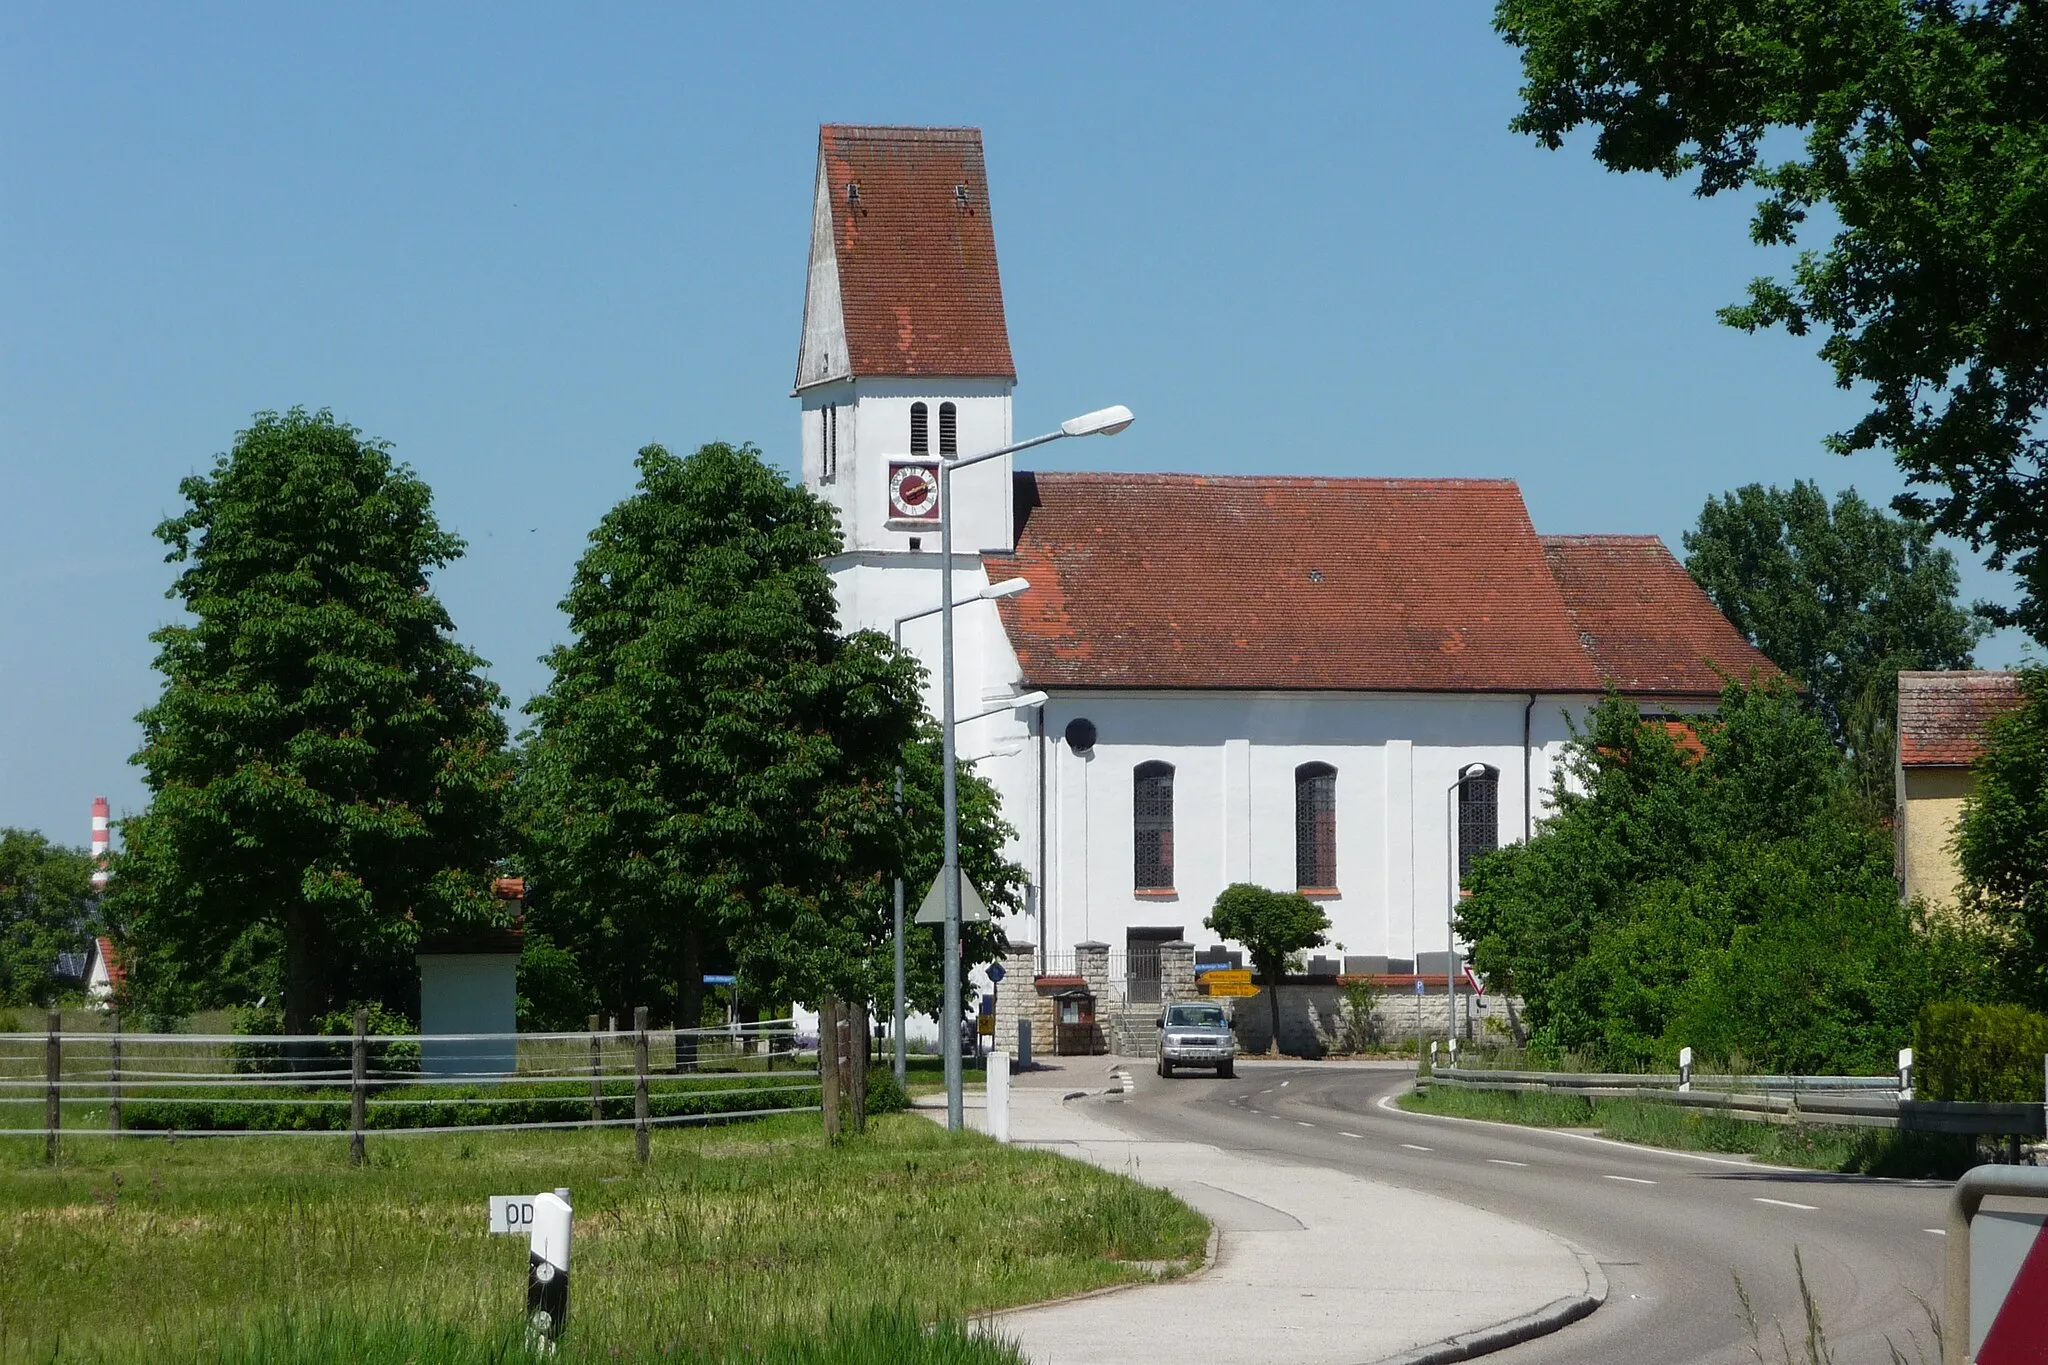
(417, 928, 523, 1077)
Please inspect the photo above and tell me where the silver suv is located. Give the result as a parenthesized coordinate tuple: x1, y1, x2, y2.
(1156, 1002, 1236, 1078)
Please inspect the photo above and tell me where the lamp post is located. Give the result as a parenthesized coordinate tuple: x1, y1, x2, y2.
(939, 405, 1133, 1130)
(893, 581, 1030, 1087)
(1445, 762, 1489, 1049)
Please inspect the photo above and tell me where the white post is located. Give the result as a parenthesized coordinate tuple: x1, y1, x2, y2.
(1679, 1046, 1693, 1093)
(1899, 1046, 1915, 1102)
(527, 1190, 573, 1349)
(988, 1049, 1011, 1143)
(1448, 1035, 1459, 1068)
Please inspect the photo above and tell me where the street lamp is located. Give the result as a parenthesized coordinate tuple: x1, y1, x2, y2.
(1445, 762, 1490, 1052)
(890, 588, 1032, 1086)
(939, 404, 1133, 1130)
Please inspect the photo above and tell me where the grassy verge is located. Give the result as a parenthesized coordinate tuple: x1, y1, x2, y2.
(1, 1112, 1207, 1363)
(1400, 1084, 1975, 1178)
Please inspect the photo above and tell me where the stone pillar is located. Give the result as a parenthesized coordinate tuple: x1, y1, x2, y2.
(993, 943, 1036, 1056)
(1158, 941, 1196, 1005)
(1074, 941, 1110, 1000)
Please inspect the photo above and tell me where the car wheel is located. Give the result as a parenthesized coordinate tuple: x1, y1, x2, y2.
(1158, 1059, 1173, 1078)
(1217, 1061, 1235, 1079)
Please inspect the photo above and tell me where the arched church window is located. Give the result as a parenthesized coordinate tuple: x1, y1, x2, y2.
(939, 401, 958, 456)
(910, 402, 929, 456)
(1294, 762, 1337, 890)
(1457, 765, 1500, 884)
(1133, 761, 1175, 891)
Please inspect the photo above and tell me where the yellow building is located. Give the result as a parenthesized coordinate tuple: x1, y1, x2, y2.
(1894, 671, 2021, 908)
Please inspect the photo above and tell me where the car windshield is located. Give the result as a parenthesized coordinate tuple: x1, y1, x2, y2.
(1166, 1005, 1226, 1028)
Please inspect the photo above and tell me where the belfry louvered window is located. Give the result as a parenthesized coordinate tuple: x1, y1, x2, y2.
(1458, 766, 1500, 884)
(1295, 762, 1337, 890)
(822, 404, 838, 481)
(910, 402, 929, 456)
(939, 402, 958, 456)
(1133, 761, 1175, 891)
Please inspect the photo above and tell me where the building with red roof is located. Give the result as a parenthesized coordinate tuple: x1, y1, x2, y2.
(793, 126, 1773, 992)
(1895, 671, 2024, 908)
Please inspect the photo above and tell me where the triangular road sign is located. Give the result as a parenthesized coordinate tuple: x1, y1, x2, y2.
(1980, 1216, 2048, 1362)
(915, 872, 990, 925)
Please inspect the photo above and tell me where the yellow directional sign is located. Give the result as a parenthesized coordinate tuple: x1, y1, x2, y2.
(1202, 969, 1253, 986)
(1204, 981, 1261, 998)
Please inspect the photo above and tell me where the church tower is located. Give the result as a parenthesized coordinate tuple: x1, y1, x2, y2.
(795, 125, 1018, 634)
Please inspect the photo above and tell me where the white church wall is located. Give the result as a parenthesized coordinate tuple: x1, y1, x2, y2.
(802, 376, 1015, 556)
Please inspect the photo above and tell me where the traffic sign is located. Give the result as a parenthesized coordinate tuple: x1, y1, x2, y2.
(1203, 969, 1252, 987)
(1414, 978, 1425, 995)
(1205, 982, 1260, 998)
(987, 963, 1007, 983)
(915, 872, 991, 925)
(489, 1195, 538, 1234)
(1976, 1211, 2048, 1360)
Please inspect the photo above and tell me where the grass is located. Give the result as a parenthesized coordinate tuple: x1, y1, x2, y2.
(0, 1111, 1208, 1363)
(1400, 1084, 1976, 1178)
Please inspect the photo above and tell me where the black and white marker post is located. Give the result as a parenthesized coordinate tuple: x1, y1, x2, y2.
(528, 1189, 572, 1348)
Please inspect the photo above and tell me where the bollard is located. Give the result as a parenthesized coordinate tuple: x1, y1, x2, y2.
(527, 1189, 573, 1349)
(633, 1007, 649, 1166)
(1678, 1046, 1693, 1094)
(1899, 1046, 1914, 1102)
(1448, 1036, 1459, 1068)
(1017, 1018, 1032, 1070)
(108, 1009, 122, 1134)
(988, 1049, 1011, 1143)
(1429, 1039, 1438, 1074)
(350, 1006, 367, 1167)
(45, 1007, 61, 1164)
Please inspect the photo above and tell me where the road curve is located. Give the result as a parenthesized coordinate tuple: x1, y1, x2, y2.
(1108, 1061, 1948, 1365)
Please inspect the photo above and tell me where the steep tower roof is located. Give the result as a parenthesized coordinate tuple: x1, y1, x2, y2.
(795, 125, 1016, 389)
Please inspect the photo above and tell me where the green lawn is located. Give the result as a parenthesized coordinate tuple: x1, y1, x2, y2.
(1399, 1084, 1975, 1178)
(2, 1113, 1207, 1364)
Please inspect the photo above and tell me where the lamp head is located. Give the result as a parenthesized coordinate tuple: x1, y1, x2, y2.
(1060, 405, 1135, 438)
(1459, 762, 1490, 780)
(1010, 691, 1050, 710)
(980, 578, 1030, 600)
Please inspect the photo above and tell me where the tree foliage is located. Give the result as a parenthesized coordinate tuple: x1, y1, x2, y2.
(0, 831, 97, 1008)
(1684, 479, 1987, 803)
(1205, 884, 1330, 1053)
(1497, 0, 2048, 640)
(110, 409, 511, 1032)
(1459, 681, 1988, 1072)
(515, 442, 1018, 1028)
(1956, 665, 2048, 1007)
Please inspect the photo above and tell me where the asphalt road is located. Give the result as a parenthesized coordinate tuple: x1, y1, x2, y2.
(1109, 1061, 1950, 1365)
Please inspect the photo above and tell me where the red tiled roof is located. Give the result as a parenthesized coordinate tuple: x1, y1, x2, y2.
(1898, 671, 2023, 767)
(1541, 535, 1777, 697)
(94, 937, 125, 989)
(814, 125, 1015, 380)
(989, 474, 1608, 693)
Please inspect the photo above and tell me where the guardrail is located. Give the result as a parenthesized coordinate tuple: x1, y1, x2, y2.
(1423, 1066, 2045, 1138)
(1, 1008, 817, 1164)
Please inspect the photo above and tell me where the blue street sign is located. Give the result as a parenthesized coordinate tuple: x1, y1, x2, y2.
(987, 963, 1007, 983)
(703, 974, 736, 986)
(1413, 978, 1425, 995)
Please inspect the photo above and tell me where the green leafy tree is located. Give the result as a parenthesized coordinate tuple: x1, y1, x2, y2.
(1497, 1, 2048, 641)
(516, 442, 1019, 1041)
(1684, 480, 1988, 804)
(110, 409, 511, 1033)
(0, 831, 97, 1008)
(1956, 666, 2048, 1007)
(1460, 680, 1987, 1071)
(1205, 884, 1329, 1055)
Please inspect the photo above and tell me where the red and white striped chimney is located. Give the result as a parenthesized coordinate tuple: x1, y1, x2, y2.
(90, 797, 110, 890)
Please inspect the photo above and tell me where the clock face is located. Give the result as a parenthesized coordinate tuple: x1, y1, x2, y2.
(888, 461, 940, 520)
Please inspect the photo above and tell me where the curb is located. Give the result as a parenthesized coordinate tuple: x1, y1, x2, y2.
(1368, 1246, 1608, 1365)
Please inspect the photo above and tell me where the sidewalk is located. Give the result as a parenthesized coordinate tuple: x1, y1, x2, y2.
(923, 1062, 1602, 1365)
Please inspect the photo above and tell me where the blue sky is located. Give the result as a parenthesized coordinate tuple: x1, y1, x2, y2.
(1, 3, 2030, 844)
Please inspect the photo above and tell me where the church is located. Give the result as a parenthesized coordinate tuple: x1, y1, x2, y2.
(792, 124, 1770, 991)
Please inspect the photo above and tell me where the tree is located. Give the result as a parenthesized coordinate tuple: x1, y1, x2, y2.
(1496, 1, 2048, 641)
(1956, 666, 2048, 1008)
(111, 409, 511, 1034)
(1205, 884, 1330, 1055)
(516, 442, 1021, 1040)
(1684, 480, 1988, 804)
(0, 831, 97, 1008)
(1459, 680, 1989, 1071)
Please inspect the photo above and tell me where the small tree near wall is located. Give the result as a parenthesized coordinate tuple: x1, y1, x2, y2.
(1205, 884, 1329, 1056)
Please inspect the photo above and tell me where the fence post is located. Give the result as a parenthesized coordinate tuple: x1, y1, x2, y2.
(848, 1001, 868, 1135)
(819, 997, 842, 1140)
(108, 1009, 122, 1134)
(44, 1007, 61, 1164)
(633, 1006, 650, 1166)
(349, 1006, 367, 1167)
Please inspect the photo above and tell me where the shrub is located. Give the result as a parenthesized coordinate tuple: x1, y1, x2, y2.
(1917, 1000, 2048, 1102)
(863, 1068, 908, 1116)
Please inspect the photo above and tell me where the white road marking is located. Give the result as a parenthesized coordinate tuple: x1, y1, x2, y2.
(1297, 1121, 1315, 1128)
(1280, 1080, 1290, 1086)
(1926, 1229, 1947, 1236)
(1488, 1159, 1530, 1168)
(1401, 1143, 1433, 1151)
(1258, 1089, 1273, 1096)
(1602, 1174, 1657, 1185)
(1373, 1092, 1818, 1172)
(1753, 1197, 1817, 1211)
(1340, 1132, 1364, 1139)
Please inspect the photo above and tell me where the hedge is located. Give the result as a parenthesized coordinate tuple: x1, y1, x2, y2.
(1916, 1001, 2048, 1102)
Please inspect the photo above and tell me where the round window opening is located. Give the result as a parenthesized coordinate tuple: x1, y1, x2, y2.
(1064, 717, 1097, 753)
